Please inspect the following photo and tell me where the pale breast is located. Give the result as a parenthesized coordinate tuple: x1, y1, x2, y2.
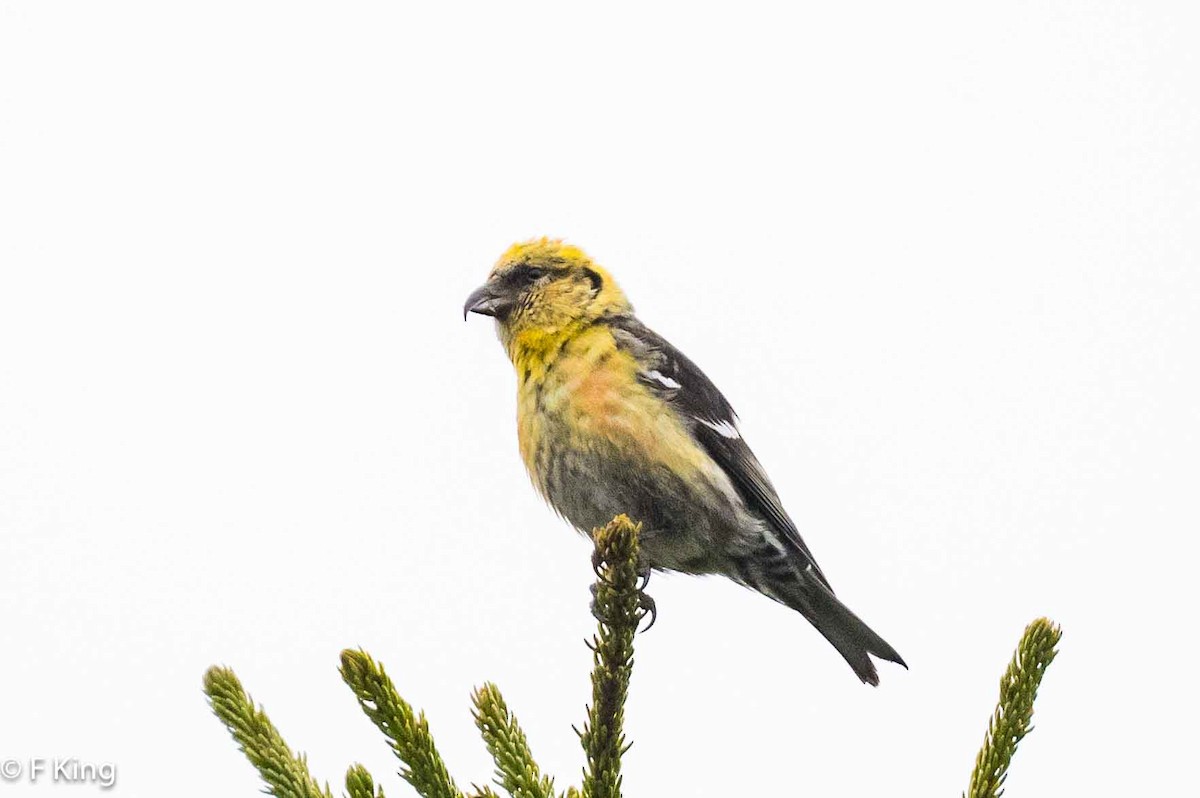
(514, 330, 745, 572)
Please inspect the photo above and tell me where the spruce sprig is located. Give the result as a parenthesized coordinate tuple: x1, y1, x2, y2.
(472, 682, 557, 798)
(340, 649, 464, 798)
(964, 617, 1062, 798)
(204, 514, 1062, 798)
(346, 764, 385, 798)
(202, 666, 334, 798)
(579, 514, 643, 798)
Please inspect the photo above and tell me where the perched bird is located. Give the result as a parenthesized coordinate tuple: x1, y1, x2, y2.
(464, 238, 905, 685)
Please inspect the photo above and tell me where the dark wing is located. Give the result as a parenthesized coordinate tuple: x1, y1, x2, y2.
(607, 315, 832, 591)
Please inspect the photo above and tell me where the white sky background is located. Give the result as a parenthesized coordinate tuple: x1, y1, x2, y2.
(1, 2, 1198, 795)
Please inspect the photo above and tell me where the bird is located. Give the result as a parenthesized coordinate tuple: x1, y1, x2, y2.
(464, 238, 905, 685)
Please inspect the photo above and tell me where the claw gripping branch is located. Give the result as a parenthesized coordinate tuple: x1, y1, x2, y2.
(580, 514, 643, 798)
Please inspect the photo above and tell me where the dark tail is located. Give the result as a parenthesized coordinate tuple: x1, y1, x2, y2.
(772, 570, 907, 686)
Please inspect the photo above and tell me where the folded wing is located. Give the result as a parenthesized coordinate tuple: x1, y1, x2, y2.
(607, 315, 832, 592)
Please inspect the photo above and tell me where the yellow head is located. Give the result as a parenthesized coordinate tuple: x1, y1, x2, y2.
(464, 238, 631, 352)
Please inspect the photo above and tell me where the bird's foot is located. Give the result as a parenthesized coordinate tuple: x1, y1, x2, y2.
(588, 580, 658, 633)
(590, 548, 605, 579)
(588, 582, 606, 622)
(636, 563, 652, 592)
(634, 563, 655, 631)
(636, 589, 657, 632)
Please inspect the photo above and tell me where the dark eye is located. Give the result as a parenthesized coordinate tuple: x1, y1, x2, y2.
(505, 265, 548, 288)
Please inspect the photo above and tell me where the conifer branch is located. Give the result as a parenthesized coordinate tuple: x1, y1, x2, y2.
(579, 514, 643, 798)
(964, 617, 1062, 798)
(467, 788, 502, 798)
(472, 682, 557, 798)
(339, 649, 464, 798)
(204, 515, 1063, 798)
(202, 666, 334, 798)
(346, 764, 385, 798)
